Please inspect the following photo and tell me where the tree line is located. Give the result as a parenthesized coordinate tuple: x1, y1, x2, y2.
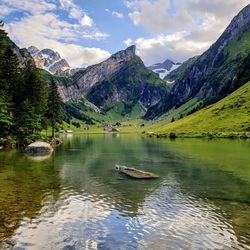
(0, 23, 62, 147)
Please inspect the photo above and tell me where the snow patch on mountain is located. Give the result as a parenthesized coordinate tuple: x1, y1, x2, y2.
(148, 59, 181, 79)
(28, 46, 84, 76)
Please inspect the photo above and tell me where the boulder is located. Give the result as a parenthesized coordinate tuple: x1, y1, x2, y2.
(25, 141, 53, 155)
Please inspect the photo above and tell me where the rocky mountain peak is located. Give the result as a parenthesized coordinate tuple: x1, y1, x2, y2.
(126, 45, 136, 54)
(28, 46, 73, 76)
(225, 3, 250, 35)
(39, 48, 61, 62)
(59, 45, 167, 109)
(111, 45, 136, 62)
(148, 58, 181, 79)
(27, 46, 39, 54)
(162, 59, 175, 67)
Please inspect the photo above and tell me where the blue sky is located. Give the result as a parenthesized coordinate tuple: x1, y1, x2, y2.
(0, 0, 249, 67)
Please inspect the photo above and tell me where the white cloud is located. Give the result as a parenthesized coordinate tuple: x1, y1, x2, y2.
(124, 0, 249, 64)
(105, 8, 124, 19)
(59, 0, 93, 27)
(80, 15, 93, 27)
(187, 0, 249, 18)
(2, 0, 56, 15)
(112, 11, 124, 19)
(2, 0, 110, 67)
(132, 31, 210, 65)
(0, 5, 16, 16)
(123, 38, 133, 46)
(8, 13, 107, 42)
(7, 12, 110, 67)
(126, 0, 194, 33)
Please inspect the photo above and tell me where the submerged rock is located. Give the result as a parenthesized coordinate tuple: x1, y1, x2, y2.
(25, 141, 53, 155)
(115, 165, 159, 179)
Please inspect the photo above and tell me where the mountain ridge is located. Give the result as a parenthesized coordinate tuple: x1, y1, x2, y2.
(59, 45, 169, 116)
(145, 3, 250, 119)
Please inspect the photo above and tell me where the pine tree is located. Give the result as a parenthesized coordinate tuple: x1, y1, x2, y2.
(14, 100, 41, 146)
(0, 22, 52, 147)
(46, 78, 62, 138)
(0, 46, 21, 103)
(0, 96, 13, 137)
(23, 61, 48, 113)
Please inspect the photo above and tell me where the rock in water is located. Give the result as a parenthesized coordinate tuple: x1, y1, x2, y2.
(25, 141, 53, 155)
(115, 165, 159, 179)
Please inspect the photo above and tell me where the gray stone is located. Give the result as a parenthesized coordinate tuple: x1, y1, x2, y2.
(25, 141, 53, 155)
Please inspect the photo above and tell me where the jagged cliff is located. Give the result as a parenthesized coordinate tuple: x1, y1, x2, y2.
(60, 45, 169, 113)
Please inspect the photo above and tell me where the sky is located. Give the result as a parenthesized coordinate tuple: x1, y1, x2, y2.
(0, 0, 249, 68)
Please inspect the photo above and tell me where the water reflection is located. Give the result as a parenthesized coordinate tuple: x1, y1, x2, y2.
(0, 135, 249, 249)
(26, 153, 52, 162)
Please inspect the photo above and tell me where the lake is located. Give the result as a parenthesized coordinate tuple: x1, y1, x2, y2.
(0, 134, 249, 249)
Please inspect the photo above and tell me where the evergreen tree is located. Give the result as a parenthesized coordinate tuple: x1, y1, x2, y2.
(46, 78, 62, 137)
(0, 46, 20, 98)
(0, 21, 47, 145)
(0, 96, 13, 137)
(0, 20, 7, 51)
(23, 61, 48, 113)
(14, 100, 41, 146)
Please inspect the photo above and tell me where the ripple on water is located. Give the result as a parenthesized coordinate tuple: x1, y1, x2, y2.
(135, 185, 249, 250)
(2, 180, 250, 249)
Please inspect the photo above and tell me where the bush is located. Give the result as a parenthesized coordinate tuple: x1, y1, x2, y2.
(72, 121, 81, 128)
(169, 132, 176, 139)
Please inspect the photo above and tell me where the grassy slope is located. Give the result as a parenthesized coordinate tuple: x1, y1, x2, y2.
(153, 81, 250, 138)
(225, 30, 250, 60)
(164, 56, 198, 81)
(39, 69, 74, 87)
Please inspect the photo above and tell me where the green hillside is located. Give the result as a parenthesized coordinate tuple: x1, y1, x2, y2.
(153, 81, 250, 138)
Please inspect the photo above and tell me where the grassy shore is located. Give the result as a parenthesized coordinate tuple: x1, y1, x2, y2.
(151, 81, 250, 139)
(40, 81, 250, 140)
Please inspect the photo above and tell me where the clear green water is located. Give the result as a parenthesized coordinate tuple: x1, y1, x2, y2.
(0, 134, 250, 249)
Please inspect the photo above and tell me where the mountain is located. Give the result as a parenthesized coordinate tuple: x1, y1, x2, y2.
(60, 45, 169, 117)
(28, 46, 83, 77)
(145, 4, 250, 119)
(153, 81, 250, 138)
(148, 59, 181, 79)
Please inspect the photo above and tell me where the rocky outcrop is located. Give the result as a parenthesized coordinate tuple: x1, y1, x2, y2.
(63, 46, 138, 101)
(25, 141, 53, 155)
(145, 3, 250, 119)
(59, 45, 169, 113)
